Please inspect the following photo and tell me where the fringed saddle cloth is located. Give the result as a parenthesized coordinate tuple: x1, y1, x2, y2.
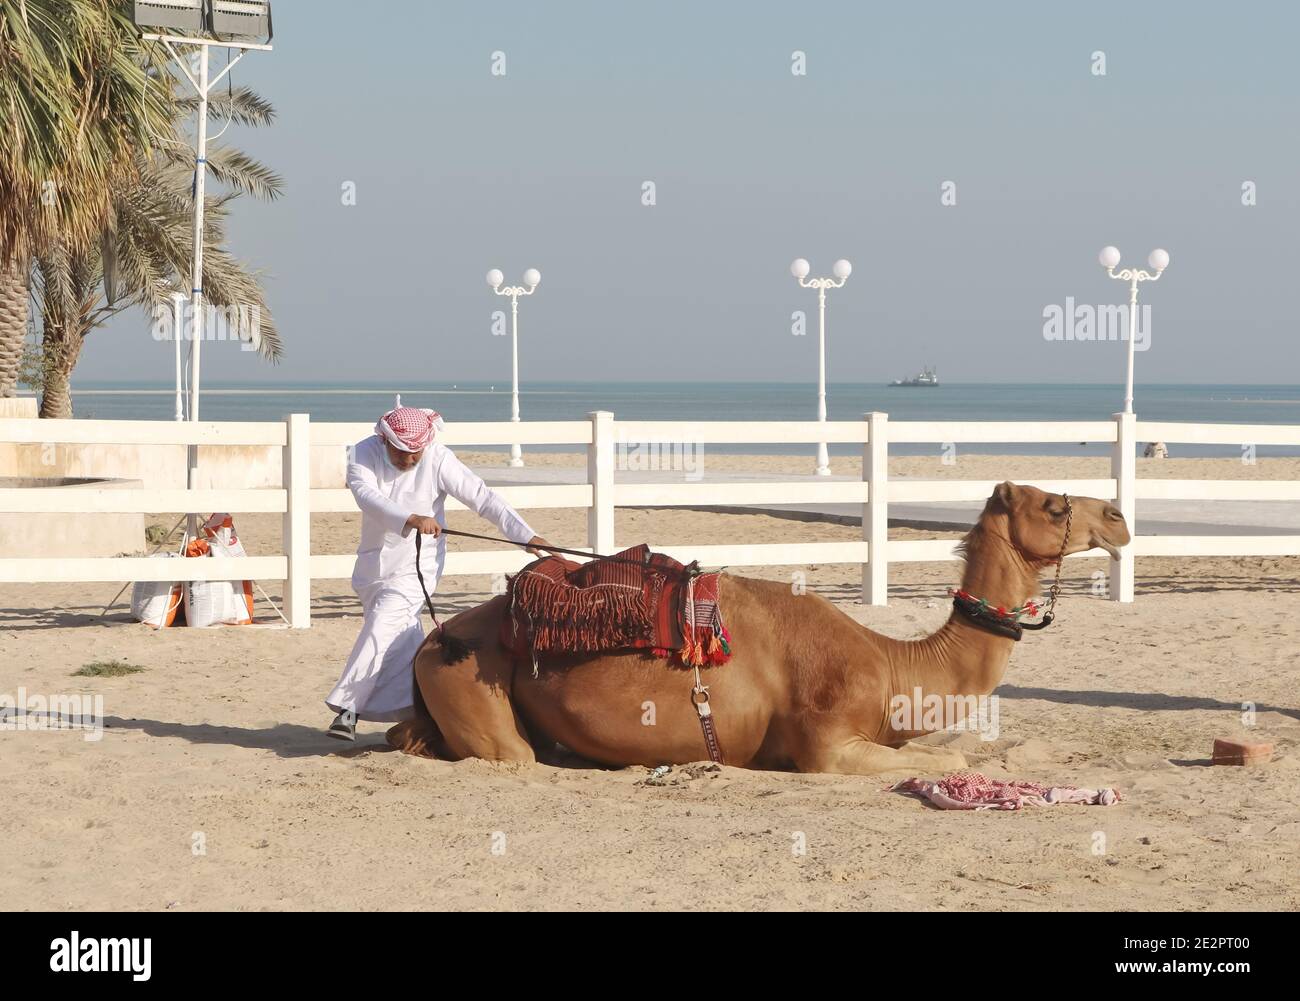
(498, 544, 732, 672)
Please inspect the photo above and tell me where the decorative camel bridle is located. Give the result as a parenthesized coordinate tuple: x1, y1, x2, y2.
(950, 493, 1072, 642)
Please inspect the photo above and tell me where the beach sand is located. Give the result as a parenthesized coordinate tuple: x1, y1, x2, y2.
(2, 452, 1297, 911)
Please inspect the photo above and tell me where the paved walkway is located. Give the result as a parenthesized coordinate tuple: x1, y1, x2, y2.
(483, 466, 1300, 536)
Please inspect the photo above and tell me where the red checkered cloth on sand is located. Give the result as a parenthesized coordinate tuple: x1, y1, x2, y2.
(499, 544, 731, 669)
(893, 771, 1121, 811)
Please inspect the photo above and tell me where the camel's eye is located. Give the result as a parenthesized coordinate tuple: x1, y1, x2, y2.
(1048, 509, 1066, 520)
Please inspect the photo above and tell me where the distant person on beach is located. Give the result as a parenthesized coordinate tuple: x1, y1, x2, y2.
(325, 399, 551, 741)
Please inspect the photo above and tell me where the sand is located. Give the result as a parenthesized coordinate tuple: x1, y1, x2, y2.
(1, 452, 1297, 911)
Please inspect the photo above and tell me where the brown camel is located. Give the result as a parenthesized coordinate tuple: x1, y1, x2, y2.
(387, 482, 1130, 775)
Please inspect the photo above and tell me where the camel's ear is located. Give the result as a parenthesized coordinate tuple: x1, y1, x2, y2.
(993, 480, 1018, 509)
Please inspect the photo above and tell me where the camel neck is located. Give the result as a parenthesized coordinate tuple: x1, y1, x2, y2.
(956, 520, 1042, 610)
(896, 521, 1044, 702)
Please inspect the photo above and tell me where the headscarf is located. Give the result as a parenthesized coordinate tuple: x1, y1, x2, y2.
(375, 395, 445, 453)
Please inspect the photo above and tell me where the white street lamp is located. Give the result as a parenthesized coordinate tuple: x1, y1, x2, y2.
(488, 268, 541, 466)
(792, 257, 852, 475)
(1099, 246, 1168, 413)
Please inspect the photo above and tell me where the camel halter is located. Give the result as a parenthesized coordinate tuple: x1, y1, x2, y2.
(951, 494, 1072, 642)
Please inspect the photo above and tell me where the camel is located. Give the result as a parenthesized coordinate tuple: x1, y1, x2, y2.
(386, 481, 1130, 775)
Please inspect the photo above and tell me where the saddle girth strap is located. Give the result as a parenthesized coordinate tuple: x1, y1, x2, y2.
(691, 669, 724, 765)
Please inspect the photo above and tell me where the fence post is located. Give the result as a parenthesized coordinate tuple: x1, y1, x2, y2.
(587, 410, 615, 555)
(282, 412, 312, 627)
(862, 411, 889, 605)
(1110, 410, 1136, 602)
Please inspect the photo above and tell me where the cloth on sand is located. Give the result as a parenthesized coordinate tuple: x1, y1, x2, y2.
(893, 771, 1121, 811)
(325, 433, 534, 722)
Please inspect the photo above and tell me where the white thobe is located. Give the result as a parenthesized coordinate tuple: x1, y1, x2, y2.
(326, 435, 535, 722)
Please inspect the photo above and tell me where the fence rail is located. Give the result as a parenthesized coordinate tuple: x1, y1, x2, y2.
(2, 411, 1297, 625)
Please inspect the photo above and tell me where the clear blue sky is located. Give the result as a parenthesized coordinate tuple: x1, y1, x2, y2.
(78, 0, 1299, 385)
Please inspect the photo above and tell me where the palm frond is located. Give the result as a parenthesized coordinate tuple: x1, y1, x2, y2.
(180, 85, 276, 128)
(202, 145, 285, 201)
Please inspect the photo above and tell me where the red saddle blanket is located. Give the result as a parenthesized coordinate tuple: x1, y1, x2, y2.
(498, 544, 731, 668)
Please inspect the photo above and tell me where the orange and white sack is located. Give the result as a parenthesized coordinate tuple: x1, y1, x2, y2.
(183, 531, 254, 628)
(202, 513, 249, 559)
(130, 553, 184, 629)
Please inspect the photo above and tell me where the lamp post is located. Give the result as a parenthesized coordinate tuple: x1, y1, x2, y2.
(791, 257, 852, 476)
(1099, 246, 1168, 413)
(487, 268, 540, 467)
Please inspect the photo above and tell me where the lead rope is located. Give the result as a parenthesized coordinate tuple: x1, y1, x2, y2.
(413, 531, 439, 626)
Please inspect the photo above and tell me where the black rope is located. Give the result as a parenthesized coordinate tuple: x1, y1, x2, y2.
(413, 531, 438, 623)
(436, 527, 650, 567)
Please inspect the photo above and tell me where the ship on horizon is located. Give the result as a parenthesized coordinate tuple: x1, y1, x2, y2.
(889, 366, 940, 388)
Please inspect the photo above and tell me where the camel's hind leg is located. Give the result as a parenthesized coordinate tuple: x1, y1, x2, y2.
(411, 599, 536, 764)
(806, 737, 966, 776)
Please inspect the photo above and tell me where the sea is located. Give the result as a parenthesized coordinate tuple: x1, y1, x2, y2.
(63, 381, 1300, 458)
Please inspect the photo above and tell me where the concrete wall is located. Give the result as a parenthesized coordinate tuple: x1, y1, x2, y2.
(0, 398, 38, 418)
(0, 477, 145, 557)
(0, 441, 348, 491)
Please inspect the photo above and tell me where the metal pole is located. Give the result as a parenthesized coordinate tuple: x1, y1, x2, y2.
(171, 293, 186, 421)
(815, 285, 830, 476)
(186, 45, 209, 540)
(509, 292, 523, 467)
(1124, 276, 1138, 414)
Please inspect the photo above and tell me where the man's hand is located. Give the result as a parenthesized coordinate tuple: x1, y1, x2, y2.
(525, 535, 554, 556)
(406, 515, 442, 536)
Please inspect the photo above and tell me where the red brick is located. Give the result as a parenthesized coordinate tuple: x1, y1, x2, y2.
(1212, 737, 1274, 766)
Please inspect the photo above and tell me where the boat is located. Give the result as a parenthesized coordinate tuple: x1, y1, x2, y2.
(889, 366, 940, 388)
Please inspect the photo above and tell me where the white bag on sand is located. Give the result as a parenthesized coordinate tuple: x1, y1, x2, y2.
(130, 553, 183, 629)
(184, 552, 254, 627)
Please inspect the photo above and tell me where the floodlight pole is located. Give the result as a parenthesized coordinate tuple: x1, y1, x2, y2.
(143, 30, 270, 538)
(171, 292, 187, 421)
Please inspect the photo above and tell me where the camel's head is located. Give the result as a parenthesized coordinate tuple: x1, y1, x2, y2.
(986, 481, 1130, 564)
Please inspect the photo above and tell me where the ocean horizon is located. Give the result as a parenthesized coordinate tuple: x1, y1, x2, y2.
(53, 380, 1300, 458)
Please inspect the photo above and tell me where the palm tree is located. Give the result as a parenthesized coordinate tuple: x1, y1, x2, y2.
(32, 86, 284, 417)
(0, 0, 174, 396)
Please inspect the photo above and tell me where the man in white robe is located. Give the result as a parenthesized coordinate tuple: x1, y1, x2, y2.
(325, 401, 550, 740)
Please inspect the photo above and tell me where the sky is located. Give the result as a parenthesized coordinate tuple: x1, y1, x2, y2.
(77, 0, 1300, 386)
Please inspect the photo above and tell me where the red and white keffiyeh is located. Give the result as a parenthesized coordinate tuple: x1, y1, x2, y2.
(375, 395, 445, 452)
(893, 771, 1121, 811)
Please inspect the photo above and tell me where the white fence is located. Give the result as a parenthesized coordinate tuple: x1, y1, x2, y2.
(2, 411, 1298, 627)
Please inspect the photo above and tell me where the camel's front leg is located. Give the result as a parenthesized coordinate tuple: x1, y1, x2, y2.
(385, 713, 451, 759)
(806, 737, 967, 776)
